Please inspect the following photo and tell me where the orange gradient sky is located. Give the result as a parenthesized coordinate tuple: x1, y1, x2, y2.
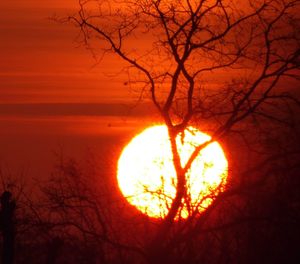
(0, 1, 159, 180)
(1, 1, 296, 181)
(0, 0, 136, 105)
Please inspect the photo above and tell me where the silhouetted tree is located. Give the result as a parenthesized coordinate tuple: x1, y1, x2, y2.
(45, 0, 300, 262)
(0, 191, 16, 264)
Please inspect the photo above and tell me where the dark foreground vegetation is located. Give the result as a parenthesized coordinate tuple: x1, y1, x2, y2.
(1, 118, 300, 264)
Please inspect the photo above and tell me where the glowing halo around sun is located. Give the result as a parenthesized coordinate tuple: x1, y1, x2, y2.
(117, 125, 228, 219)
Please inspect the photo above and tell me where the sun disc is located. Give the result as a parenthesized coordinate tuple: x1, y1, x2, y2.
(117, 125, 228, 219)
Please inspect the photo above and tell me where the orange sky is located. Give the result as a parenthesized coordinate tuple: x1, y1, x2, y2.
(0, 0, 297, 184)
(0, 1, 159, 179)
(0, 0, 135, 104)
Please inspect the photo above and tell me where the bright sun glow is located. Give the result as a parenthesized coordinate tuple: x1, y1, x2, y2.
(117, 125, 228, 219)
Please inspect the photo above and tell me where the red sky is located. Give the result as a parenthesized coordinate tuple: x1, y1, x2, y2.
(0, 0, 135, 104)
(1, 1, 297, 190)
(0, 1, 157, 180)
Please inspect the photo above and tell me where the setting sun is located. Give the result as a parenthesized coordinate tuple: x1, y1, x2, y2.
(117, 125, 228, 219)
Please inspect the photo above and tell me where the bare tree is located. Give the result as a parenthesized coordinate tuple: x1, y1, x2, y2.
(49, 0, 300, 262)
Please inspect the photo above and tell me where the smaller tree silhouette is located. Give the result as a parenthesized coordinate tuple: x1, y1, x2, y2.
(0, 191, 16, 264)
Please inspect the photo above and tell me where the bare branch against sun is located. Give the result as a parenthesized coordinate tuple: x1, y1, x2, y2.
(56, 0, 300, 262)
(67, 0, 299, 129)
